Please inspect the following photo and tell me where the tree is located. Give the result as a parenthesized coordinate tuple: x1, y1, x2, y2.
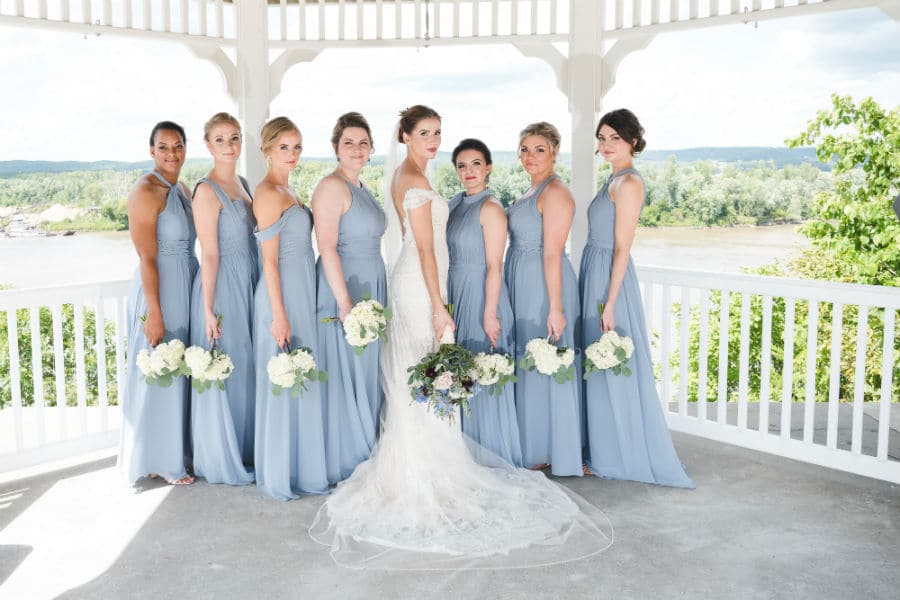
(786, 94, 900, 287)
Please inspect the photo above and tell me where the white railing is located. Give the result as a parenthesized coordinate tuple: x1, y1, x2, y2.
(2, 269, 898, 482)
(0, 280, 130, 471)
(637, 266, 900, 484)
(0, 0, 858, 47)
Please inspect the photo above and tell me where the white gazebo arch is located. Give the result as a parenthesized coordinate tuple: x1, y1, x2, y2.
(4, 0, 897, 262)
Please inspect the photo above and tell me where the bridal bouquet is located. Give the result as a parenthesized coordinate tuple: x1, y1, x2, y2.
(584, 331, 635, 377)
(519, 338, 576, 384)
(473, 352, 517, 395)
(321, 293, 392, 356)
(183, 343, 234, 393)
(136, 339, 186, 387)
(407, 335, 478, 423)
(267, 346, 328, 397)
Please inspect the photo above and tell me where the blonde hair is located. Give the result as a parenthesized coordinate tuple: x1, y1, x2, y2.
(518, 122, 561, 154)
(203, 112, 241, 141)
(260, 116, 301, 155)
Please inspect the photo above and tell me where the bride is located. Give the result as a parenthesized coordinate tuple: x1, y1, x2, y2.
(311, 106, 611, 569)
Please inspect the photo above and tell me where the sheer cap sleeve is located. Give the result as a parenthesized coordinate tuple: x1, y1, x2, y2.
(403, 188, 438, 211)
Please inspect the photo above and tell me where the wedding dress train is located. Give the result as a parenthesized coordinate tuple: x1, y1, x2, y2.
(310, 188, 612, 569)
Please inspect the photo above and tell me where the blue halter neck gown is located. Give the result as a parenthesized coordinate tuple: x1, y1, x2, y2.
(118, 170, 199, 484)
(189, 177, 258, 486)
(504, 174, 584, 477)
(253, 204, 329, 500)
(316, 176, 387, 484)
(448, 189, 523, 467)
(579, 167, 694, 488)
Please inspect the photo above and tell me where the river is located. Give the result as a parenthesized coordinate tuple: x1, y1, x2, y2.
(0, 225, 809, 290)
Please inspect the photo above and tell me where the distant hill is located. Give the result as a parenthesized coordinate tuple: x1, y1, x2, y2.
(0, 146, 826, 177)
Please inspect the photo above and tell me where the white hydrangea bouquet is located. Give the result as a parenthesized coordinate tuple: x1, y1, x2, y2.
(473, 352, 517, 395)
(321, 293, 392, 356)
(266, 345, 328, 397)
(584, 330, 635, 377)
(519, 338, 576, 384)
(183, 343, 235, 393)
(136, 339, 187, 387)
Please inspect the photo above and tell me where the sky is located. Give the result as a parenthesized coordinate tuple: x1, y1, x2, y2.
(0, 6, 897, 161)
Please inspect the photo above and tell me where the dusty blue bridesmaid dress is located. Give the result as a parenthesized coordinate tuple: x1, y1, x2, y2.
(253, 203, 329, 500)
(448, 189, 523, 467)
(579, 167, 694, 488)
(189, 177, 257, 486)
(118, 171, 198, 484)
(504, 175, 583, 477)
(316, 176, 387, 484)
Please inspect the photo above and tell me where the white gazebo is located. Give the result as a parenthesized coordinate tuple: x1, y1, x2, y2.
(1, 2, 900, 597)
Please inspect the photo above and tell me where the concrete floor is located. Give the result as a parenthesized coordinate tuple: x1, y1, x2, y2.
(1, 433, 898, 600)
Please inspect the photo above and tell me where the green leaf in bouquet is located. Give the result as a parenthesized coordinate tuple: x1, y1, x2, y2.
(382, 307, 393, 320)
(272, 385, 283, 396)
(320, 316, 339, 323)
(157, 373, 173, 388)
(353, 345, 366, 356)
(216, 381, 226, 390)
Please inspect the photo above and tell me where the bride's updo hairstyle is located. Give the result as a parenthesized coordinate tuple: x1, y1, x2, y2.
(260, 116, 301, 156)
(203, 112, 241, 141)
(397, 105, 441, 144)
(596, 108, 646, 155)
(331, 111, 374, 156)
(518, 122, 561, 156)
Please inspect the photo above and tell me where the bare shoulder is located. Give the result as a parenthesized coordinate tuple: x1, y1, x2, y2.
(192, 180, 219, 207)
(253, 182, 291, 224)
(480, 196, 508, 222)
(128, 175, 165, 211)
(542, 178, 575, 208)
(313, 174, 349, 198)
(611, 174, 644, 204)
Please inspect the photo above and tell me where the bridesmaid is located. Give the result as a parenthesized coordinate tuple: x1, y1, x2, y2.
(252, 117, 329, 500)
(118, 121, 198, 485)
(189, 112, 257, 486)
(313, 112, 386, 484)
(580, 109, 694, 488)
(447, 139, 522, 467)
(505, 122, 583, 477)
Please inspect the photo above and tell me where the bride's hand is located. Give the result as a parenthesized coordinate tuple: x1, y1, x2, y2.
(432, 308, 455, 342)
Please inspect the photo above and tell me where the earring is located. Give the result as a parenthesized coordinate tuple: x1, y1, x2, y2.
(265, 155, 272, 169)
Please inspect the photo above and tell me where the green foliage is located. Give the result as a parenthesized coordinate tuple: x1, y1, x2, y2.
(0, 304, 119, 409)
(674, 96, 899, 405)
(786, 94, 900, 287)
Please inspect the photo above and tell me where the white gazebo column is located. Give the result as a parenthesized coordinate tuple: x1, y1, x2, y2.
(566, 2, 605, 269)
(235, 0, 271, 185)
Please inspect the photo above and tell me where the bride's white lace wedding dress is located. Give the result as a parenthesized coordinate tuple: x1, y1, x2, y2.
(310, 188, 611, 569)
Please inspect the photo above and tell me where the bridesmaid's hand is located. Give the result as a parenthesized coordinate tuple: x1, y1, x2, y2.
(270, 314, 291, 350)
(432, 308, 455, 343)
(205, 311, 221, 342)
(483, 311, 501, 349)
(546, 308, 566, 342)
(143, 312, 165, 347)
(337, 300, 353, 323)
(600, 303, 616, 333)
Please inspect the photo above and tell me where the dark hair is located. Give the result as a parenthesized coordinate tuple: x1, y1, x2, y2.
(149, 121, 186, 147)
(451, 138, 492, 166)
(596, 109, 646, 155)
(398, 105, 441, 143)
(331, 112, 374, 153)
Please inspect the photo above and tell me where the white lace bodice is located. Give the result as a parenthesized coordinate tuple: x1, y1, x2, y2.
(394, 187, 450, 301)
